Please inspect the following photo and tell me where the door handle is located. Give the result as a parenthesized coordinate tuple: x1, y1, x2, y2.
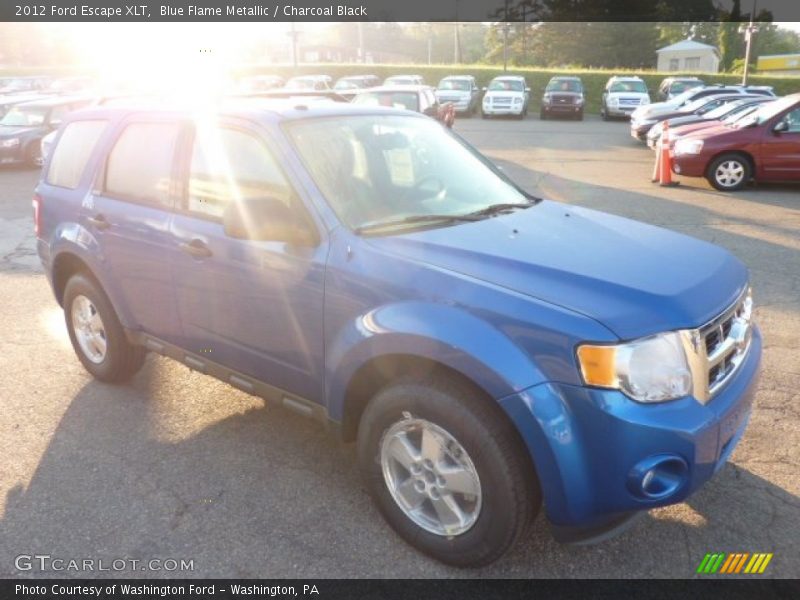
(87, 214, 110, 230)
(179, 239, 213, 258)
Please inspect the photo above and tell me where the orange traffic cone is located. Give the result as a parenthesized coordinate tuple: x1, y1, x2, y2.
(651, 138, 662, 183)
(659, 122, 680, 187)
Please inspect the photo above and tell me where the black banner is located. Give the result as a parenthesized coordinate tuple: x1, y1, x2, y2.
(3, 0, 800, 22)
(3, 579, 800, 600)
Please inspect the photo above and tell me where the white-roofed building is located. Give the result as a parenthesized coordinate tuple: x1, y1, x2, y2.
(657, 40, 720, 73)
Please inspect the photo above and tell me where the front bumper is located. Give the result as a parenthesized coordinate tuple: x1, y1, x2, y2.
(630, 122, 654, 140)
(543, 103, 582, 114)
(483, 104, 524, 116)
(606, 105, 639, 118)
(672, 153, 710, 177)
(499, 326, 762, 537)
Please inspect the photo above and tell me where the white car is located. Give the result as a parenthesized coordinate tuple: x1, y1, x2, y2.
(481, 76, 530, 119)
(383, 75, 425, 86)
(435, 76, 480, 115)
(601, 76, 650, 120)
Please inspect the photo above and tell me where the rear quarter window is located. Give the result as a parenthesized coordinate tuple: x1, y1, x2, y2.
(104, 122, 180, 207)
(46, 119, 108, 190)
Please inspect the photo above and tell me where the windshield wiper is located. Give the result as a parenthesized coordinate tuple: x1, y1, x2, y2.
(466, 201, 535, 217)
(355, 213, 482, 235)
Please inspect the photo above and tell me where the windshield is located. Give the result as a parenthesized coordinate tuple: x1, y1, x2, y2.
(352, 92, 419, 112)
(546, 79, 582, 93)
(438, 79, 470, 91)
(608, 80, 647, 94)
(704, 100, 749, 120)
(0, 106, 47, 127)
(335, 80, 360, 90)
(286, 115, 530, 233)
(734, 97, 795, 129)
(1, 78, 33, 91)
(488, 79, 524, 92)
(723, 105, 760, 124)
(670, 80, 703, 95)
(386, 77, 416, 85)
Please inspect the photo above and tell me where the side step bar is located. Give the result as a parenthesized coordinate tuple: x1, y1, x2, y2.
(127, 331, 329, 426)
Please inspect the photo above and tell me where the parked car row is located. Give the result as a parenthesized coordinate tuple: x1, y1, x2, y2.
(622, 82, 798, 192)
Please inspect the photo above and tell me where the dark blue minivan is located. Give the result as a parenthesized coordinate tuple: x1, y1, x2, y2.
(35, 101, 761, 566)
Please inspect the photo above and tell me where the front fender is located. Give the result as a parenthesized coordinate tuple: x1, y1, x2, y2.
(325, 301, 546, 422)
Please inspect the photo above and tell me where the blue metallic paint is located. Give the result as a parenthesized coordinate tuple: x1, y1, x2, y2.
(36, 103, 763, 535)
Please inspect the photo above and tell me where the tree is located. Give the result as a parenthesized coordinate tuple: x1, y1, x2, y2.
(718, 0, 743, 71)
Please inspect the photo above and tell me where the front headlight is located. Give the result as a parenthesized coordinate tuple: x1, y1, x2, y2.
(576, 96, 585, 105)
(1, 138, 20, 148)
(513, 97, 522, 104)
(673, 139, 704, 155)
(542, 93, 551, 104)
(577, 332, 692, 403)
(609, 97, 619, 106)
(642, 97, 650, 105)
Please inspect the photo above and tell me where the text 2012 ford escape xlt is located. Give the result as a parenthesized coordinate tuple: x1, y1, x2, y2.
(35, 102, 761, 567)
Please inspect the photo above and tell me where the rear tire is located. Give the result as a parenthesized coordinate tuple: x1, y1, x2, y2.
(64, 273, 146, 383)
(706, 153, 751, 192)
(357, 372, 540, 567)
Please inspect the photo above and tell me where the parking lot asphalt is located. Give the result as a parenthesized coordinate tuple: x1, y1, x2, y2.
(0, 115, 797, 578)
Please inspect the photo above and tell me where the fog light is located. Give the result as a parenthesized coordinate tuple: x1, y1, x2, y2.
(627, 454, 688, 501)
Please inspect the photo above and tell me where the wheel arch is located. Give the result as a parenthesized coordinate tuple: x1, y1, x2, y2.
(707, 149, 756, 177)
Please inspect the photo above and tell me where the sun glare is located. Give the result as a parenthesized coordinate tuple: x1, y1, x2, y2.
(45, 22, 289, 101)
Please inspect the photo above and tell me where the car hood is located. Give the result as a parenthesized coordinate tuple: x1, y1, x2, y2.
(0, 125, 39, 137)
(673, 121, 726, 138)
(366, 201, 748, 340)
(485, 89, 525, 97)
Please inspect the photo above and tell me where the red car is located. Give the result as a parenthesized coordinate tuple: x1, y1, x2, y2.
(672, 93, 800, 191)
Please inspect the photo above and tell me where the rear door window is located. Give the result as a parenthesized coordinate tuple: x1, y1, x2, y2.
(46, 119, 108, 190)
(104, 122, 180, 207)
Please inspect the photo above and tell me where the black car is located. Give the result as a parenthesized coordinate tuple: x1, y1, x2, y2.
(0, 96, 92, 167)
(540, 76, 585, 120)
(0, 94, 45, 120)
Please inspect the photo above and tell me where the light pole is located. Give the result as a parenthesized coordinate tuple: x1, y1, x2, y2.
(502, 0, 509, 72)
(740, 0, 758, 85)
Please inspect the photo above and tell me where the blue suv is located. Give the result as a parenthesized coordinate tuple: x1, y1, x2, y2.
(35, 102, 761, 566)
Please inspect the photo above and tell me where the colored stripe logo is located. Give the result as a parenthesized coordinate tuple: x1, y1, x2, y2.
(696, 552, 773, 574)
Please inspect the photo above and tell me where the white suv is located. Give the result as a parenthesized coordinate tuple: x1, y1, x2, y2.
(601, 76, 650, 120)
(481, 76, 529, 119)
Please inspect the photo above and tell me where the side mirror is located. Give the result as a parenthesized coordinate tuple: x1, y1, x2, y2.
(223, 197, 318, 246)
(525, 87, 531, 93)
(773, 120, 789, 134)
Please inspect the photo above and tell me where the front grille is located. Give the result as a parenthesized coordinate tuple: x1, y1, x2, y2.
(552, 94, 576, 104)
(696, 288, 753, 399)
(619, 97, 642, 106)
(491, 96, 512, 104)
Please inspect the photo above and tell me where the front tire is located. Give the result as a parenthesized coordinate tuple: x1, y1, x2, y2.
(706, 153, 751, 191)
(357, 373, 540, 567)
(539, 109, 547, 120)
(64, 273, 146, 383)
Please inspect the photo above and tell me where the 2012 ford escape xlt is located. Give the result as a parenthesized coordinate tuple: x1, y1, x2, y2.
(35, 102, 761, 567)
